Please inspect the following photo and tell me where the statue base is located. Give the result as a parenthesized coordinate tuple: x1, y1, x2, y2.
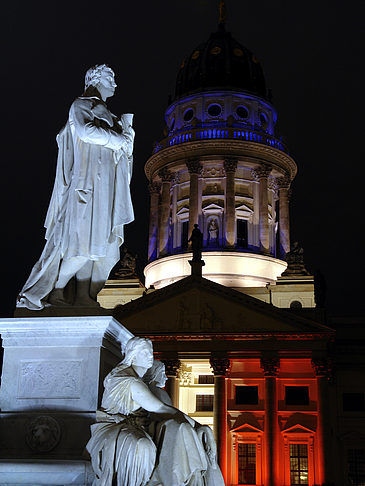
(188, 259, 205, 277)
(0, 315, 133, 484)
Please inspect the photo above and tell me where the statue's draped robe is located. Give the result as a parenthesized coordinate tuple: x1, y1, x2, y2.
(87, 364, 209, 486)
(17, 96, 134, 309)
(86, 366, 156, 486)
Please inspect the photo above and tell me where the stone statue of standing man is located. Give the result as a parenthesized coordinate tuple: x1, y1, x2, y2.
(17, 65, 135, 310)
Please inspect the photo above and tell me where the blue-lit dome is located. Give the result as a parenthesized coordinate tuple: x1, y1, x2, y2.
(175, 25, 267, 101)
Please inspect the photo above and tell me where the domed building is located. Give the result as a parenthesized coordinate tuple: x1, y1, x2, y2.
(143, 16, 314, 309)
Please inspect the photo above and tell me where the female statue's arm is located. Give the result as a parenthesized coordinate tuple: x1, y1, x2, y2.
(131, 380, 194, 425)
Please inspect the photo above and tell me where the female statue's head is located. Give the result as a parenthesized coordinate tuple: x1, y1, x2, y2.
(143, 360, 167, 388)
(122, 337, 153, 369)
(84, 64, 117, 100)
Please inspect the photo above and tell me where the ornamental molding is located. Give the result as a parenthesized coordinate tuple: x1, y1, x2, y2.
(201, 166, 225, 178)
(144, 140, 297, 180)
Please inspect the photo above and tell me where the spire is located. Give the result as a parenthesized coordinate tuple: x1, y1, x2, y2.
(218, 0, 227, 27)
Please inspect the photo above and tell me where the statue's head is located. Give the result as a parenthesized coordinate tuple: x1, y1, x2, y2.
(143, 360, 167, 388)
(84, 64, 116, 100)
(122, 336, 153, 368)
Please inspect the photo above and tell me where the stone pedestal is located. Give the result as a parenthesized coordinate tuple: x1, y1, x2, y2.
(0, 316, 133, 484)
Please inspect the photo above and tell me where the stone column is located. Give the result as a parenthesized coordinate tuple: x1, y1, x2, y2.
(171, 173, 180, 249)
(148, 181, 161, 262)
(210, 356, 230, 478)
(158, 168, 173, 257)
(252, 164, 272, 254)
(312, 358, 333, 485)
(186, 159, 202, 238)
(224, 158, 238, 248)
(260, 357, 280, 486)
(161, 358, 181, 408)
(276, 175, 291, 258)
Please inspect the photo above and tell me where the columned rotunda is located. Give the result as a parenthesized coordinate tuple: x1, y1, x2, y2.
(144, 21, 296, 292)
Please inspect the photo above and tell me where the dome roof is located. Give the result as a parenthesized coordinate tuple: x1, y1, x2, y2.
(175, 25, 267, 100)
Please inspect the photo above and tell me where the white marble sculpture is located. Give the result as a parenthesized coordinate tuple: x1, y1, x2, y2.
(17, 64, 134, 310)
(86, 337, 225, 486)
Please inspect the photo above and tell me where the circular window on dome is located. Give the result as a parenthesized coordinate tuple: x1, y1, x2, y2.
(192, 50, 200, 60)
(183, 109, 194, 122)
(207, 104, 222, 117)
(233, 48, 244, 57)
(210, 46, 222, 55)
(260, 113, 268, 129)
(236, 106, 249, 119)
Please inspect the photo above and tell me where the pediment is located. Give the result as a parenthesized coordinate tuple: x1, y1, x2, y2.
(176, 207, 189, 216)
(231, 413, 263, 432)
(282, 424, 315, 434)
(235, 203, 253, 213)
(280, 413, 317, 432)
(202, 202, 224, 211)
(113, 276, 333, 340)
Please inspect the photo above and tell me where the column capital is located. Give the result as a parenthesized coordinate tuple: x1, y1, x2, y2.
(210, 357, 230, 376)
(161, 358, 181, 377)
(158, 167, 173, 182)
(186, 158, 203, 175)
(223, 158, 238, 173)
(260, 357, 280, 376)
(311, 358, 333, 379)
(251, 164, 272, 181)
(275, 174, 291, 190)
(148, 181, 161, 194)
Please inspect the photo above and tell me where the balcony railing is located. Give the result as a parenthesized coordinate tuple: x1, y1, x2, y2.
(152, 126, 288, 154)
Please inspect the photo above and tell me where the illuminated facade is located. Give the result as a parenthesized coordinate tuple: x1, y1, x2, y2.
(113, 13, 365, 486)
(113, 10, 365, 486)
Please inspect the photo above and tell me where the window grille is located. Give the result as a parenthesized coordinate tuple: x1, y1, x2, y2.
(238, 443, 256, 485)
(289, 443, 308, 485)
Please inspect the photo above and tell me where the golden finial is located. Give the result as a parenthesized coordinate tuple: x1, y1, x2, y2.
(218, 0, 227, 26)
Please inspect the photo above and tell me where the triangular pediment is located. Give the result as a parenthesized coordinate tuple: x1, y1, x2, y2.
(232, 423, 263, 434)
(282, 424, 315, 434)
(113, 276, 333, 342)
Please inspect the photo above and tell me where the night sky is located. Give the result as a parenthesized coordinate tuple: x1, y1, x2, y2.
(2, 0, 364, 318)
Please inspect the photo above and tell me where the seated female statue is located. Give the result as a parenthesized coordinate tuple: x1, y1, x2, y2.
(143, 360, 225, 486)
(87, 336, 219, 486)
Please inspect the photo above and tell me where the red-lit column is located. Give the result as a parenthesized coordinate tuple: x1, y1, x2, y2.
(224, 158, 238, 248)
(312, 358, 333, 485)
(261, 357, 280, 486)
(276, 175, 291, 258)
(210, 356, 230, 479)
(186, 159, 202, 238)
(158, 168, 173, 257)
(148, 181, 161, 262)
(252, 164, 272, 254)
(161, 358, 181, 408)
